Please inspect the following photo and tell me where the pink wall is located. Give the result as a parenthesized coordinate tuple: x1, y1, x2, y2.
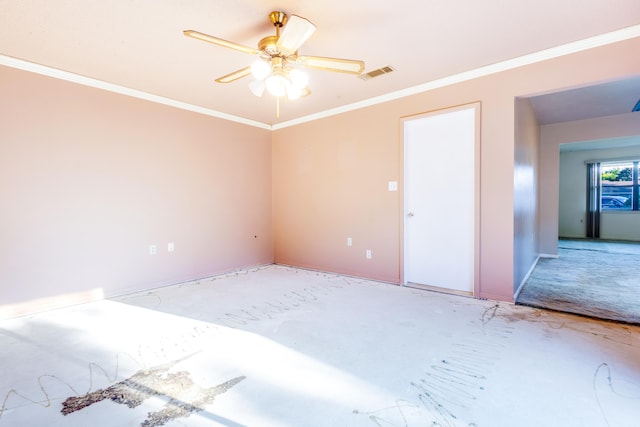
(273, 37, 640, 302)
(0, 66, 273, 316)
(272, 109, 400, 282)
(2, 37, 638, 315)
(514, 98, 540, 292)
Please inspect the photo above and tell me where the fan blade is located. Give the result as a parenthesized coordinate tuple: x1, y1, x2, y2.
(183, 30, 258, 55)
(276, 15, 316, 56)
(297, 55, 365, 75)
(215, 66, 252, 83)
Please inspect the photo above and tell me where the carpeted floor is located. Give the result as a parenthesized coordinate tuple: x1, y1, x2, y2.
(517, 239, 640, 324)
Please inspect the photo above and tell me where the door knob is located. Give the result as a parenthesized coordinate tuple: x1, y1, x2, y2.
(407, 212, 414, 217)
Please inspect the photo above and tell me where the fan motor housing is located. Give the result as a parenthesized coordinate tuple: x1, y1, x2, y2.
(258, 35, 280, 56)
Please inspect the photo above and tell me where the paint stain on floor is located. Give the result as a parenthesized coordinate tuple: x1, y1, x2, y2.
(61, 357, 244, 427)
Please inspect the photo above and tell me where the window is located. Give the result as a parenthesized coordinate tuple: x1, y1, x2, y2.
(600, 161, 639, 211)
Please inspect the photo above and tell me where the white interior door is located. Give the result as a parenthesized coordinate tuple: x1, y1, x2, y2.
(404, 106, 477, 293)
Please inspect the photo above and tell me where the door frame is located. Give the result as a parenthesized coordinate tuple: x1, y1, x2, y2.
(399, 102, 482, 296)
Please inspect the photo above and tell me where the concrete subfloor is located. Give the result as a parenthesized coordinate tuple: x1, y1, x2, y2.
(1, 265, 640, 426)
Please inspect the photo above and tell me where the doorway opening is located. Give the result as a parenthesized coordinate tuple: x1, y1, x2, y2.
(518, 141, 640, 323)
(515, 76, 640, 323)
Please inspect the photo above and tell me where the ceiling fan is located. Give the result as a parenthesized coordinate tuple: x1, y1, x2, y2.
(183, 11, 365, 102)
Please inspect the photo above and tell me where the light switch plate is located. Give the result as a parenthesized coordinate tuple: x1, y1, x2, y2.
(388, 181, 398, 191)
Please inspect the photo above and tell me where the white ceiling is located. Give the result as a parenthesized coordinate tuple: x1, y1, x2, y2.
(530, 76, 640, 125)
(1, 0, 640, 127)
(531, 76, 640, 153)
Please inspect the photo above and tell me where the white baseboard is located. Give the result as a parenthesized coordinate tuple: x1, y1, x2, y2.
(514, 255, 541, 301)
(539, 253, 559, 259)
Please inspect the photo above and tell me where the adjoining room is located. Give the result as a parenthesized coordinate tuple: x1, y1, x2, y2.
(516, 77, 640, 323)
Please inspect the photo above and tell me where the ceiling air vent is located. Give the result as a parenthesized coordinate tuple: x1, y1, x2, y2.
(359, 65, 394, 81)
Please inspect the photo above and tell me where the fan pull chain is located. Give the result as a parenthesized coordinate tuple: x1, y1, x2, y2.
(276, 96, 280, 118)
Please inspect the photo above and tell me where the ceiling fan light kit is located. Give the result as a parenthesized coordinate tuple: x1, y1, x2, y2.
(183, 10, 365, 114)
(265, 73, 289, 97)
(251, 59, 272, 80)
(289, 69, 309, 89)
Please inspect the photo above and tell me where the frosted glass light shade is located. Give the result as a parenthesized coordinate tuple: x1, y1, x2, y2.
(265, 74, 289, 97)
(289, 69, 308, 89)
(249, 80, 266, 97)
(247, 63, 309, 100)
(251, 59, 271, 80)
(286, 85, 304, 100)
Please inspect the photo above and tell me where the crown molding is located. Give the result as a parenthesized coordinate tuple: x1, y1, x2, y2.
(272, 24, 640, 130)
(2, 24, 639, 132)
(0, 55, 271, 130)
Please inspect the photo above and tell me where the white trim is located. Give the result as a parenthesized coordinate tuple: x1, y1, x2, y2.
(3, 24, 639, 131)
(539, 253, 560, 258)
(274, 25, 640, 130)
(514, 255, 541, 300)
(0, 55, 271, 130)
